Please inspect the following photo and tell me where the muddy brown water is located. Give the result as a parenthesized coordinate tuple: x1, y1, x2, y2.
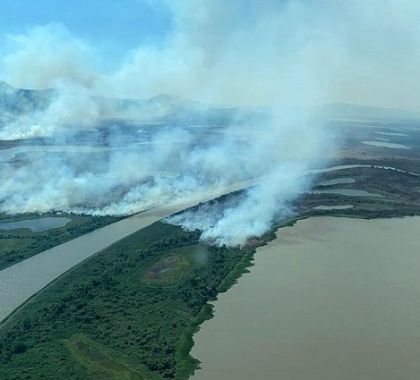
(192, 217, 420, 380)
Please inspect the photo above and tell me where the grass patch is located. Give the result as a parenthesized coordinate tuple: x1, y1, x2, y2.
(66, 334, 156, 380)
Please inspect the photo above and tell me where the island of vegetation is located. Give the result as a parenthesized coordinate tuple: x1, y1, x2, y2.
(0, 205, 280, 379)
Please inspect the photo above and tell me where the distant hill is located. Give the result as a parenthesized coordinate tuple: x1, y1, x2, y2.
(0, 81, 242, 126)
(0, 81, 54, 116)
(97, 93, 240, 124)
(2, 81, 418, 127)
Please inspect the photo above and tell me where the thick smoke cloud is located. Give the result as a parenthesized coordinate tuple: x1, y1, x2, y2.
(2, 23, 97, 89)
(108, 0, 420, 108)
(0, 0, 418, 245)
(166, 108, 326, 246)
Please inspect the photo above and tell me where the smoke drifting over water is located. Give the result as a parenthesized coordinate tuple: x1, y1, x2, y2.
(1, 0, 417, 245)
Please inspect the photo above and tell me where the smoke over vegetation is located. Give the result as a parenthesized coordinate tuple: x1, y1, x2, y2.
(0, 0, 418, 245)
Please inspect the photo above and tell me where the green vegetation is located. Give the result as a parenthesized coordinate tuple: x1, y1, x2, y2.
(0, 214, 120, 270)
(0, 221, 262, 379)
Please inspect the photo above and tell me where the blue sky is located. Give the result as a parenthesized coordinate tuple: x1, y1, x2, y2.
(0, 0, 173, 57)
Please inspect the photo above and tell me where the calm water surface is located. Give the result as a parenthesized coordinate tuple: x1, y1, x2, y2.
(311, 188, 383, 197)
(313, 205, 354, 210)
(362, 141, 410, 149)
(0, 217, 71, 232)
(192, 217, 420, 380)
(375, 131, 409, 137)
(318, 177, 356, 186)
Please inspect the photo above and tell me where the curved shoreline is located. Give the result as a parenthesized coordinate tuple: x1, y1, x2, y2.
(191, 216, 420, 380)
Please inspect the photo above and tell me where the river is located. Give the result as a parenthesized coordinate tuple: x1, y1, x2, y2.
(192, 216, 420, 380)
(0, 179, 255, 322)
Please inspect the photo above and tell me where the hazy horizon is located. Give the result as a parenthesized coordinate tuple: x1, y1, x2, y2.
(0, 1, 419, 109)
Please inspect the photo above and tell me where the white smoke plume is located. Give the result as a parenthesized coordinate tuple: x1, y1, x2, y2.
(166, 109, 326, 246)
(0, 0, 418, 245)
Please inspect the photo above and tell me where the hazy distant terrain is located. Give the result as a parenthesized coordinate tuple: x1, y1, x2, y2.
(2, 108, 420, 379)
(0, 81, 241, 130)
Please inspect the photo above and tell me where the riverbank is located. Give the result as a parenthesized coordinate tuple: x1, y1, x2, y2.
(0, 218, 266, 379)
(0, 208, 172, 322)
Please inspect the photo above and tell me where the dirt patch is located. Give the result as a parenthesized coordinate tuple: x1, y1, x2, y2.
(66, 334, 145, 380)
(143, 255, 190, 284)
